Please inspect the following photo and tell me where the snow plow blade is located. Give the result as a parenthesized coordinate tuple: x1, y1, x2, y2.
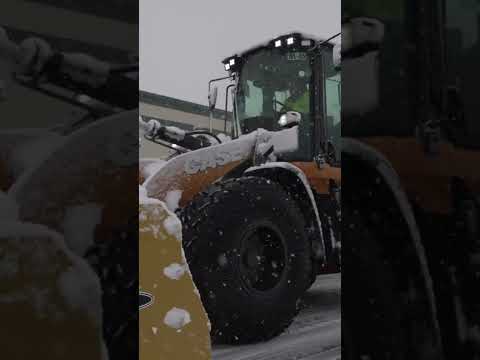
(0, 221, 105, 360)
(139, 199, 211, 360)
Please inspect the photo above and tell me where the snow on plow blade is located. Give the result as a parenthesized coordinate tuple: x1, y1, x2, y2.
(139, 196, 211, 360)
(0, 221, 105, 360)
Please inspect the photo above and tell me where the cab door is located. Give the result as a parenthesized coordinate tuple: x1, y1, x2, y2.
(322, 50, 341, 164)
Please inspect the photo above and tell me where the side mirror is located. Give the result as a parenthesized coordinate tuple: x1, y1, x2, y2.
(208, 86, 218, 110)
(278, 111, 302, 128)
(342, 17, 384, 56)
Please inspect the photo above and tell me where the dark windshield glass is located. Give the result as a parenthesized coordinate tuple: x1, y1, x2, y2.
(236, 48, 313, 159)
(237, 49, 312, 131)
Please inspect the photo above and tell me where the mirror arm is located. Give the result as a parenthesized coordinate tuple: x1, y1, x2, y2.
(208, 75, 234, 132)
(225, 84, 235, 133)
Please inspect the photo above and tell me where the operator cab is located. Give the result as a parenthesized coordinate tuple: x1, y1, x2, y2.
(212, 32, 341, 162)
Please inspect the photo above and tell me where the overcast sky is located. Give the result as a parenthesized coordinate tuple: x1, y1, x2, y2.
(140, 0, 340, 106)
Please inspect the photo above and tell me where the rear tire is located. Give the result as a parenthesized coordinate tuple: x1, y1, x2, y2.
(343, 201, 443, 359)
(84, 217, 138, 359)
(180, 176, 312, 344)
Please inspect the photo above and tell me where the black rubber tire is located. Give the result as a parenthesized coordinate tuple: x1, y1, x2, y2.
(180, 176, 312, 344)
(343, 204, 442, 360)
(84, 216, 138, 359)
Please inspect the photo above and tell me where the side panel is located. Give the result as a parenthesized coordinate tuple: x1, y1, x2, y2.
(144, 134, 257, 206)
(359, 137, 480, 214)
(342, 137, 442, 346)
(292, 162, 341, 195)
(245, 162, 327, 260)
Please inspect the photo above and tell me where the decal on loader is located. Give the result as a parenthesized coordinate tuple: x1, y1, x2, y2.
(139, 291, 155, 310)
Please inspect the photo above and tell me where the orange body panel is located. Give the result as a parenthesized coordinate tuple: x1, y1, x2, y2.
(360, 137, 480, 214)
(293, 162, 341, 195)
(147, 160, 243, 207)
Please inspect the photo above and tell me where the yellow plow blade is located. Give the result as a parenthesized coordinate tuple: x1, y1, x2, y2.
(0, 222, 105, 360)
(139, 200, 211, 360)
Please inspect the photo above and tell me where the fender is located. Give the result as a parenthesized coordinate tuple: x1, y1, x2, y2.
(342, 137, 442, 348)
(244, 162, 326, 261)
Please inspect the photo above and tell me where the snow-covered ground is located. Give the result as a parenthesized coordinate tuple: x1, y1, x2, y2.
(212, 273, 341, 360)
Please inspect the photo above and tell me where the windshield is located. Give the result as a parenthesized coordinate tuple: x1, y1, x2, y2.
(237, 49, 312, 131)
(236, 48, 313, 159)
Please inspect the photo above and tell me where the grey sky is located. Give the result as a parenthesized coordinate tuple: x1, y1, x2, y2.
(140, 0, 340, 106)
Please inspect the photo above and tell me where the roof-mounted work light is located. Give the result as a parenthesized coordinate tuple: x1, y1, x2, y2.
(222, 55, 241, 73)
(271, 33, 306, 49)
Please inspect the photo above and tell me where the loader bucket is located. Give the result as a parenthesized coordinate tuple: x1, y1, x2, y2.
(0, 220, 105, 360)
(139, 194, 211, 360)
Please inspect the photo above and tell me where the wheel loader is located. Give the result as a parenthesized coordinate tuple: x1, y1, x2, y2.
(140, 32, 341, 344)
(342, 1, 480, 359)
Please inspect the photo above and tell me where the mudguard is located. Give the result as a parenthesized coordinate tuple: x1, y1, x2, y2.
(342, 137, 442, 350)
(139, 194, 211, 360)
(245, 162, 327, 259)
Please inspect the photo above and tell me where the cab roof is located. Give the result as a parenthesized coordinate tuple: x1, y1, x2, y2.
(222, 32, 334, 65)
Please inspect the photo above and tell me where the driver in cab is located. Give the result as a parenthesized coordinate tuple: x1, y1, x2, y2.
(281, 70, 310, 115)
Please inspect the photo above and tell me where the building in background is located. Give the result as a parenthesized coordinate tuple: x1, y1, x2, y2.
(140, 91, 231, 158)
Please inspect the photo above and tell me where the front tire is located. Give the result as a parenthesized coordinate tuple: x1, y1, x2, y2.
(180, 176, 312, 344)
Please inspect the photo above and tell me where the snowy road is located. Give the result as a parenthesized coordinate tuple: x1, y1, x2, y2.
(212, 273, 341, 360)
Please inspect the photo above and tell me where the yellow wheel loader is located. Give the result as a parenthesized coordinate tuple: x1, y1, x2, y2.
(140, 32, 341, 344)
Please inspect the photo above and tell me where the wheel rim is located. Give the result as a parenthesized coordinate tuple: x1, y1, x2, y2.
(239, 223, 287, 292)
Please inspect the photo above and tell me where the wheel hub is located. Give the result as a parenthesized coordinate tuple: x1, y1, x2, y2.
(240, 224, 287, 292)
